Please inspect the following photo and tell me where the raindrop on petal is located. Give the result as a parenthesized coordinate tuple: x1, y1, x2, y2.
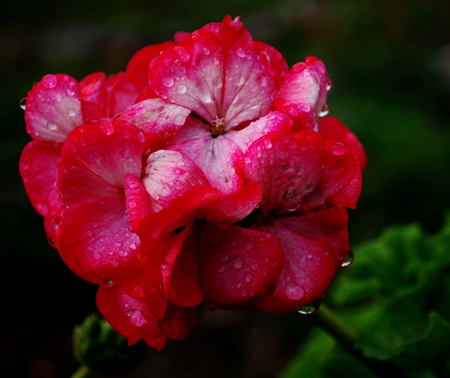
(42, 74, 58, 88)
(284, 282, 305, 301)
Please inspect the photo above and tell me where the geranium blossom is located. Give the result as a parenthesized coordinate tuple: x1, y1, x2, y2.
(19, 16, 366, 349)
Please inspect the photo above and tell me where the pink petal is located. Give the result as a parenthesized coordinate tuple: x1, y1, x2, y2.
(97, 286, 142, 345)
(274, 57, 328, 119)
(223, 111, 293, 154)
(25, 74, 84, 142)
(149, 29, 225, 123)
(254, 41, 289, 86)
(57, 121, 144, 208)
(198, 223, 283, 309)
(125, 41, 175, 92)
(143, 150, 209, 207)
(169, 130, 245, 195)
(116, 98, 190, 148)
(222, 37, 277, 129)
(244, 131, 326, 214)
(20, 140, 62, 218)
(253, 206, 349, 314)
(58, 197, 142, 285)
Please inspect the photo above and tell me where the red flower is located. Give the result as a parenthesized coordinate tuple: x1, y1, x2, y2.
(19, 16, 366, 350)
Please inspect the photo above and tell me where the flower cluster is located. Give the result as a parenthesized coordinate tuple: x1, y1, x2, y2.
(19, 16, 366, 350)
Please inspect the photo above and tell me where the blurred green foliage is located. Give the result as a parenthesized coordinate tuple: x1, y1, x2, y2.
(282, 214, 450, 377)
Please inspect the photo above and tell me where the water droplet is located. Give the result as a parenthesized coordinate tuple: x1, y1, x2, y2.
(203, 47, 210, 56)
(128, 200, 137, 209)
(281, 135, 289, 144)
(244, 157, 251, 164)
(161, 263, 171, 276)
(47, 121, 58, 131)
(202, 94, 212, 103)
(233, 74, 245, 86)
(213, 76, 223, 88)
(341, 250, 354, 267)
(245, 274, 253, 283)
(236, 47, 246, 58)
(326, 78, 333, 91)
(284, 282, 305, 300)
(331, 142, 345, 156)
(66, 88, 75, 96)
(126, 309, 148, 327)
(137, 132, 145, 143)
(162, 76, 174, 88)
(103, 280, 114, 286)
(240, 289, 248, 297)
(19, 98, 26, 110)
(67, 108, 76, 117)
(298, 300, 322, 315)
(100, 123, 115, 135)
(122, 130, 130, 139)
(177, 84, 187, 94)
(245, 238, 256, 250)
(319, 104, 329, 117)
(218, 263, 226, 273)
(282, 189, 301, 212)
(232, 255, 244, 269)
(176, 47, 191, 62)
(130, 243, 137, 250)
(264, 139, 272, 149)
(42, 74, 58, 88)
(305, 182, 314, 192)
(288, 107, 298, 117)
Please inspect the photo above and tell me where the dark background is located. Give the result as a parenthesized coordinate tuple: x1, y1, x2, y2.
(1, 0, 450, 377)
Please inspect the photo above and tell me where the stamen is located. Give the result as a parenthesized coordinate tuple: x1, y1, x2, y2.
(211, 116, 225, 137)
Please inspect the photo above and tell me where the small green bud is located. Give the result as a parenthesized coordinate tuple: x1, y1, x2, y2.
(73, 314, 147, 376)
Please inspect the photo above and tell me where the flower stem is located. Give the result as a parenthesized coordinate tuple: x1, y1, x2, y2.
(71, 365, 92, 378)
(313, 304, 407, 378)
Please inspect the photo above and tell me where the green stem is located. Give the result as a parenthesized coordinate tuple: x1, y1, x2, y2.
(71, 365, 92, 378)
(313, 304, 407, 378)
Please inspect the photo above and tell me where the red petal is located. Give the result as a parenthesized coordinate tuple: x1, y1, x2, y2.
(25, 74, 83, 142)
(160, 304, 197, 340)
(20, 140, 62, 218)
(274, 57, 328, 120)
(198, 224, 283, 309)
(253, 206, 349, 314)
(221, 15, 252, 39)
(116, 98, 190, 148)
(126, 41, 175, 92)
(97, 286, 142, 345)
(244, 131, 326, 214)
(57, 121, 144, 208)
(79, 72, 108, 111)
(319, 115, 367, 171)
(173, 31, 191, 44)
(104, 72, 140, 116)
(254, 41, 289, 86)
(58, 198, 142, 285)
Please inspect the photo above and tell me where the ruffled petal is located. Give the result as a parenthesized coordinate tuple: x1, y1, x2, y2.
(253, 206, 349, 314)
(97, 286, 142, 345)
(274, 57, 328, 119)
(104, 73, 140, 116)
(19, 140, 62, 219)
(25, 74, 83, 142)
(254, 41, 289, 86)
(223, 111, 292, 154)
(143, 150, 209, 207)
(116, 98, 190, 148)
(244, 131, 326, 214)
(198, 223, 283, 309)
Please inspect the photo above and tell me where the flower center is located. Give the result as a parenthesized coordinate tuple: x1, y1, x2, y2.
(211, 116, 225, 137)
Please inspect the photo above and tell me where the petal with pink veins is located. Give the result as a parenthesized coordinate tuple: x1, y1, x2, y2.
(223, 111, 292, 154)
(117, 98, 191, 148)
(274, 57, 328, 120)
(143, 150, 209, 207)
(25, 74, 84, 142)
(198, 223, 283, 309)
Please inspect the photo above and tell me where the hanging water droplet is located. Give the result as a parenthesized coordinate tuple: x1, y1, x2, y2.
(319, 104, 329, 117)
(19, 98, 26, 110)
(282, 188, 301, 212)
(326, 78, 333, 91)
(298, 299, 322, 315)
(103, 280, 114, 286)
(341, 250, 354, 267)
